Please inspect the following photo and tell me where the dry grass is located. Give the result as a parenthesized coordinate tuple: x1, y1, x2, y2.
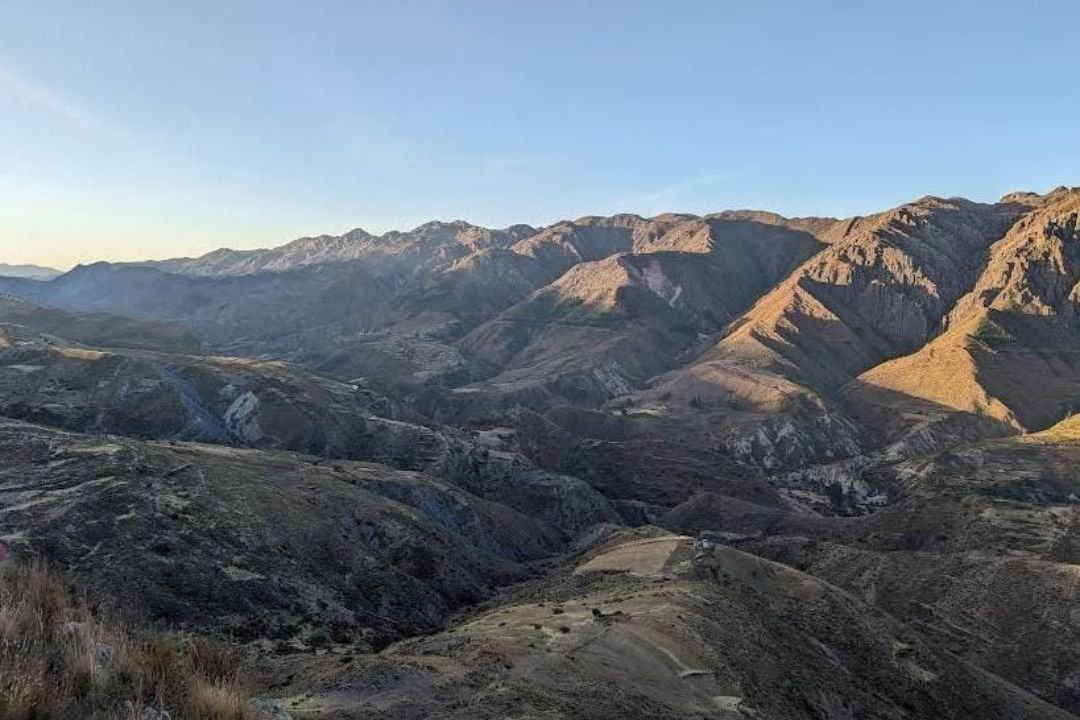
(0, 560, 258, 720)
(1020, 413, 1080, 445)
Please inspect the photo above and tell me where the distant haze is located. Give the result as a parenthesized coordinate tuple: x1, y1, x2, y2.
(0, 263, 61, 280)
(2, 0, 1079, 269)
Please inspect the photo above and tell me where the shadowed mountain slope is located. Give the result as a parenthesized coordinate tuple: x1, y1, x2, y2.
(0, 418, 564, 649)
(7, 190, 1080, 718)
(602, 196, 1026, 474)
(0, 299, 625, 544)
(263, 530, 1072, 719)
(736, 414, 1080, 714)
(848, 188, 1080, 447)
(700, 196, 1022, 393)
(0, 295, 202, 354)
(458, 216, 827, 410)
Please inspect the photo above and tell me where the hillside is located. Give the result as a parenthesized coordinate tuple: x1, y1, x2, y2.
(848, 188, 1080, 449)
(457, 215, 826, 411)
(7, 187, 1080, 717)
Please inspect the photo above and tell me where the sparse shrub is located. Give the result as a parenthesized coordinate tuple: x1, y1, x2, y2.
(184, 678, 250, 720)
(968, 316, 1012, 345)
(825, 482, 846, 513)
(0, 560, 257, 720)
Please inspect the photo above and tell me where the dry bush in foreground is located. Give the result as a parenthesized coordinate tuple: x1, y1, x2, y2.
(0, 560, 257, 720)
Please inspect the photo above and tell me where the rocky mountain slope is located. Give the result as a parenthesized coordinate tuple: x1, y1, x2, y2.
(5, 186, 1080, 718)
(738, 414, 1080, 714)
(850, 188, 1080, 444)
(267, 531, 1071, 719)
(0, 418, 565, 648)
(457, 215, 826, 411)
(613, 196, 1024, 472)
(0, 299, 624, 538)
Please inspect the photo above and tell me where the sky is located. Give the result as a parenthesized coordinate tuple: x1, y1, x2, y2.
(1, 0, 1079, 270)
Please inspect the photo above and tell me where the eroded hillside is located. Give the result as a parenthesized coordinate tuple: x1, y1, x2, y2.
(5, 187, 1080, 718)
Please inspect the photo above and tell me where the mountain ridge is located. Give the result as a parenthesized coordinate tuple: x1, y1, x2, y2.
(7, 185, 1080, 718)
(0, 262, 61, 280)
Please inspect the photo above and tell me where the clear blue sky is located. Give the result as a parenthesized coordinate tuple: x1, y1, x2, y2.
(2, 0, 1078, 269)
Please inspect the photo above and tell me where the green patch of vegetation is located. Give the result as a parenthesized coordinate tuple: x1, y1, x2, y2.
(968, 316, 1012, 346)
(548, 297, 584, 319)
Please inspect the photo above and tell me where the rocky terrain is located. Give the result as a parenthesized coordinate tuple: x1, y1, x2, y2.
(262, 531, 1070, 719)
(5, 186, 1080, 718)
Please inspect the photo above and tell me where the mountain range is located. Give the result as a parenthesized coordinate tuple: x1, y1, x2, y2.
(4, 186, 1080, 718)
(0, 262, 61, 280)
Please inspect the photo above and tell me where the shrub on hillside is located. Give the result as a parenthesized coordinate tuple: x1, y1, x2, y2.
(0, 560, 257, 720)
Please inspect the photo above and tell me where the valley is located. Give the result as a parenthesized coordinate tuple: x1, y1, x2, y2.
(4, 186, 1080, 718)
